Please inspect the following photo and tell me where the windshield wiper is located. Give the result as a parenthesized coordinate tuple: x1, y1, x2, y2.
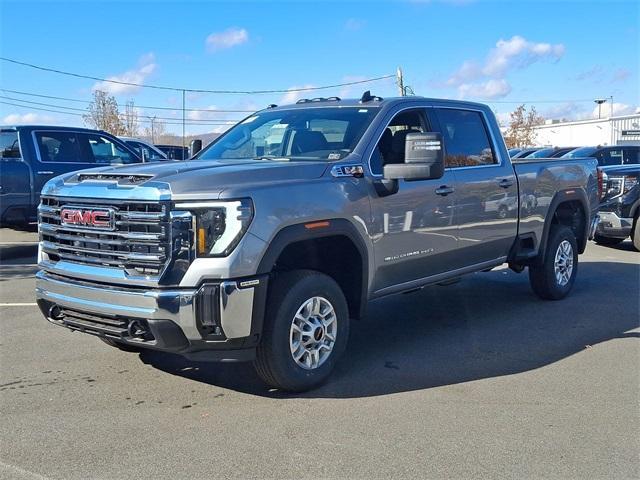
(253, 156, 290, 162)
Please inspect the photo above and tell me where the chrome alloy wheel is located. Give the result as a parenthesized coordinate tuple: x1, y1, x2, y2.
(289, 296, 337, 370)
(554, 240, 574, 286)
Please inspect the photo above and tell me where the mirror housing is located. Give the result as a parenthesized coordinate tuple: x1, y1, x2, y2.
(190, 139, 203, 157)
(383, 132, 445, 181)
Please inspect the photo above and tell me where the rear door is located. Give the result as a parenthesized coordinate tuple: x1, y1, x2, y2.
(432, 107, 518, 267)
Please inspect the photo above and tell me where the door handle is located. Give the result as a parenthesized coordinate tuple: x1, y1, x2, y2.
(435, 185, 455, 196)
(498, 178, 514, 188)
(37, 171, 54, 175)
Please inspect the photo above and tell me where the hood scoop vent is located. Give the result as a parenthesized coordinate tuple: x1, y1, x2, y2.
(76, 173, 153, 185)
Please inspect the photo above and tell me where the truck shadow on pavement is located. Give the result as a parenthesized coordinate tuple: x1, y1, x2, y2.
(139, 260, 639, 398)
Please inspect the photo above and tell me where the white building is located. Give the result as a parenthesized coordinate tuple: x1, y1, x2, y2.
(533, 114, 640, 147)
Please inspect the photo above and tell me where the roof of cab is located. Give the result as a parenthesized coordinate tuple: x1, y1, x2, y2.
(262, 95, 491, 112)
(0, 125, 111, 134)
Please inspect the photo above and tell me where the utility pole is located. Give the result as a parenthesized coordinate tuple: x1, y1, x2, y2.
(182, 89, 186, 157)
(150, 116, 156, 143)
(609, 95, 614, 118)
(396, 67, 405, 96)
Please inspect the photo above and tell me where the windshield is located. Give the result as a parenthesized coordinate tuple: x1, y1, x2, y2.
(563, 147, 596, 158)
(0, 131, 21, 158)
(196, 107, 379, 161)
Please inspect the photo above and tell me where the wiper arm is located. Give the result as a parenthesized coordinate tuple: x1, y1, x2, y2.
(254, 156, 290, 162)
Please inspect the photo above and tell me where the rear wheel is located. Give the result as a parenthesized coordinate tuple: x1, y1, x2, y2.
(529, 225, 578, 300)
(594, 234, 624, 246)
(632, 215, 640, 252)
(254, 270, 349, 392)
(100, 337, 144, 352)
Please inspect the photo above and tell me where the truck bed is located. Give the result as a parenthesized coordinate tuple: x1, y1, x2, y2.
(512, 156, 599, 253)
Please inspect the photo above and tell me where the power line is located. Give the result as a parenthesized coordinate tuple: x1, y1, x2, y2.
(0, 95, 242, 123)
(0, 57, 395, 94)
(0, 88, 256, 113)
(0, 101, 237, 126)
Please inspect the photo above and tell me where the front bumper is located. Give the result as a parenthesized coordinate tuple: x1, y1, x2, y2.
(35, 270, 267, 361)
(596, 211, 633, 239)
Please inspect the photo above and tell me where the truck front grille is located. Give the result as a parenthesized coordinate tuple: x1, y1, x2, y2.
(39, 197, 172, 277)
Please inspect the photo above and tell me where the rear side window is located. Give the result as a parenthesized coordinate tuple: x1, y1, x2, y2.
(35, 131, 84, 163)
(0, 131, 21, 158)
(596, 148, 623, 166)
(435, 109, 497, 168)
(82, 134, 139, 164)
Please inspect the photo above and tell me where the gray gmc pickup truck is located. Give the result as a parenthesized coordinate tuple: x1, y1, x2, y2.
(36, 94, 600, 391)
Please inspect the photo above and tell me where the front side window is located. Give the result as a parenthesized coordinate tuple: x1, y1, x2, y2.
(197, 107, 379, 162)
(370, 109, 427, 175)
(435, 109, 497, 167)
(35, 131, 83, 163)
(83, 134, 139, 164)
(126, 141, 165, 160)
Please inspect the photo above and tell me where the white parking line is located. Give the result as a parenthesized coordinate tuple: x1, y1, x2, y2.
(0, 303, 38, 307)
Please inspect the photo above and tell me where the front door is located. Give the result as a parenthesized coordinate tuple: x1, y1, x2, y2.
(367, 107, 459, 294)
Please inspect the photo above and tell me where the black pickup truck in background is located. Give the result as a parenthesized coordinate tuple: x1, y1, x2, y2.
(0, 125, 143, 227)
(595, 164, 640, 250)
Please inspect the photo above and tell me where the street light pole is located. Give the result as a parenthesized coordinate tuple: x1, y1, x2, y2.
(594, 98, 607, 119)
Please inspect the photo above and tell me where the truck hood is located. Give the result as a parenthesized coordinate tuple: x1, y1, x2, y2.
(46, 159, 329, 201)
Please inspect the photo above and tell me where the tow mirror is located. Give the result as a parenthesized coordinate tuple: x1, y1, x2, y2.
(383, 132, 445, 181)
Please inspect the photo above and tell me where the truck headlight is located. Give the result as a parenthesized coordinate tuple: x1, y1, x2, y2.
(174, 200, 253, 257)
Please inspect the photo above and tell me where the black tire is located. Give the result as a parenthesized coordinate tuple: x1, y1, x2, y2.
(100, 337, 144, 352)
(632, 215, 640, 252)
(254, 270, 349, 392)
(594, 234, 624, 246)
(529, 225, 578, 300)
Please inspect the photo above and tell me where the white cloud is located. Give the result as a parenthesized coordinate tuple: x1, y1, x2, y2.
(344, 18, 366, 31)
(591, 102, 637, 119)
(2, 112, 55, 124)
(481, 36, 564, 77)
(206, 28, 249, 52)
(92, 53, 157, 95)
(457, 79, 512, 100)
(446, 36, 565, 99)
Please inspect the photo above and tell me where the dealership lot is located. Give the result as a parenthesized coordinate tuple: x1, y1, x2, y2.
(0, 231, 638, 480)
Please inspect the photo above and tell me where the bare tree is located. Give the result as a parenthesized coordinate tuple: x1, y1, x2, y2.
(121, 100, 139, 137)
(83, 90, 125, 135)
(504, 105, 544, 148)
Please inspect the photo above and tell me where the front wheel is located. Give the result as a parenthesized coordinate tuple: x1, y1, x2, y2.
(529, 225, 578, 300)
(632, 215, 640, 252)
(254, 270, 349, 392)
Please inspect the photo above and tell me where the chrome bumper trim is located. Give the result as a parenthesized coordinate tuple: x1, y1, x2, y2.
(35, 270, 256, 341)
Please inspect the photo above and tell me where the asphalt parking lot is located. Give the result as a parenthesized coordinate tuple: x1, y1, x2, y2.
(0, 229, 638, 480)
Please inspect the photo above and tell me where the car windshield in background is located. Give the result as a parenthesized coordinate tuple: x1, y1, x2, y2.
(197, 107, 379, 162)
(1, 131, 21, 158)
(563, 147, 596, 158)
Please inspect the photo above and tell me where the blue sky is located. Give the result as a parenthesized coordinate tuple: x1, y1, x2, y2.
(1, 0, 638, 135)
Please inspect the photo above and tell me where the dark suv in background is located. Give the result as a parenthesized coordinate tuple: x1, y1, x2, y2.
(0, 125, 142, 227)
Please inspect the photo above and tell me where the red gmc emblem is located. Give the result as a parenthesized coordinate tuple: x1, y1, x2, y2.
(60, 207, 114, 230)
